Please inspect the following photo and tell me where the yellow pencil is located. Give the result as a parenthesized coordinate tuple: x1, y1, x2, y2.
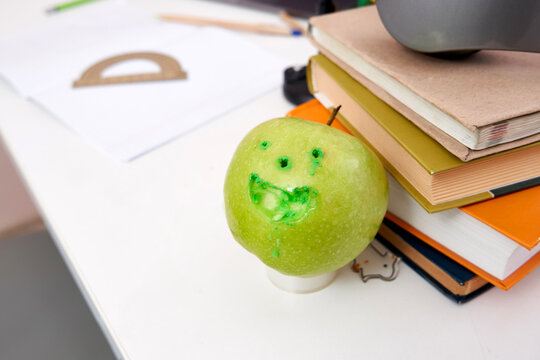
(157, 14, 302, 36)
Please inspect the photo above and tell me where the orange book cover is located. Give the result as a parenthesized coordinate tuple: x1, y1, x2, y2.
(460, 187, 540, 251)
(286, 98, 351, 134)
(287, 99, 540, 290)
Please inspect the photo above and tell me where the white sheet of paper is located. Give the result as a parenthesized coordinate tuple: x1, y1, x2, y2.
(0, 1, 289, 161)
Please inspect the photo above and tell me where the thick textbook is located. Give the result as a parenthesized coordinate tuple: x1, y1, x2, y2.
(308, 6, 540, 160)
(377, 220, 493, 304)
(306, 54, 540, 212)
(386, 175, 540, 290)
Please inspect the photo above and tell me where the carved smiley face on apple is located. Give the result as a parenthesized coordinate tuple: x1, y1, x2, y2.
(224, 117, 388, 277)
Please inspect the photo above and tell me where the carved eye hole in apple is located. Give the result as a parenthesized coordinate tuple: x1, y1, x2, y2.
(277, 156, 291, 170)
(259, 140, 271, 150)
(311, 148, 323, 159)
(310, 148, 324, 175)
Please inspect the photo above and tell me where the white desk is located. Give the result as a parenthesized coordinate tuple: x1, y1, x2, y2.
(1, 1, 539, 359)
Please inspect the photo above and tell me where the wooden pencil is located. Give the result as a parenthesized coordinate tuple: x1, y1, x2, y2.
(158, 14, 301, 36)
(278, 11, 306, 35)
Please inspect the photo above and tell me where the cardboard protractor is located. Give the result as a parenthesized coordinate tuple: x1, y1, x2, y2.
(73, 52, 187, 87)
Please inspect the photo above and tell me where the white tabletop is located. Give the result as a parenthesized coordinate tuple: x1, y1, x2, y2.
(1, 1, 540, 359)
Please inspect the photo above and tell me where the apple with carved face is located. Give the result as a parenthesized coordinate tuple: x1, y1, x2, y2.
(224, 117, 388, 277)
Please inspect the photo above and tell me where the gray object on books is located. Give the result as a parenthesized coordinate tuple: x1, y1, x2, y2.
(376, 0, 540, 55)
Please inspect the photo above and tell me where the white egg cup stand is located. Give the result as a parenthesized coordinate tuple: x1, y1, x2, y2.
(266, 267, 338, 294)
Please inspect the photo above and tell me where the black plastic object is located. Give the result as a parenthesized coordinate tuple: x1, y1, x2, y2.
(316, 0, 336, 15)
(282, 65, 314, 106)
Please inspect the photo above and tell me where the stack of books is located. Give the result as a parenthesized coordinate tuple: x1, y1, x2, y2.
(290, 5, 540, 303)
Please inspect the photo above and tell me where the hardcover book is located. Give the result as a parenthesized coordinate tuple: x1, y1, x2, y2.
(385, 174, 540, 290)
(308, 5, 540, 160)
(377, 220, 493, 304)
(306, 54, 540, 212)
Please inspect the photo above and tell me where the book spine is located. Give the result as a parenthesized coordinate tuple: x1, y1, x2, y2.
(375, 233, 493, 304)
(490, 176, 540, 197)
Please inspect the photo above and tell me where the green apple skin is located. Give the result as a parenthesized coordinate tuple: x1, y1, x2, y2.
(224, 117, 388, 277)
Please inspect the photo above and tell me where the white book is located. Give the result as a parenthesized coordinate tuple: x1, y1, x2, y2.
(387, 174, 540, 281)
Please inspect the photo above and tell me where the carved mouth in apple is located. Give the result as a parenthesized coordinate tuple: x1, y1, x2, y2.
(248, 173, 318, 225)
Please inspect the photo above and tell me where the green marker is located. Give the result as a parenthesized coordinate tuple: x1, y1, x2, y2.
(47, 0, 101, 14)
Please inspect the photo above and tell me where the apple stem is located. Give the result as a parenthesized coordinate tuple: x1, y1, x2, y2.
(326, 105, 341, 126)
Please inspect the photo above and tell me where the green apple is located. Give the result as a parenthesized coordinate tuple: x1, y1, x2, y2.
(224, 117, 388, 277)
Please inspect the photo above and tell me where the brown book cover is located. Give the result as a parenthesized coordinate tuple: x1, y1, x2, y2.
(377, 222, 491, 300)
(308, 5, 540, 161)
